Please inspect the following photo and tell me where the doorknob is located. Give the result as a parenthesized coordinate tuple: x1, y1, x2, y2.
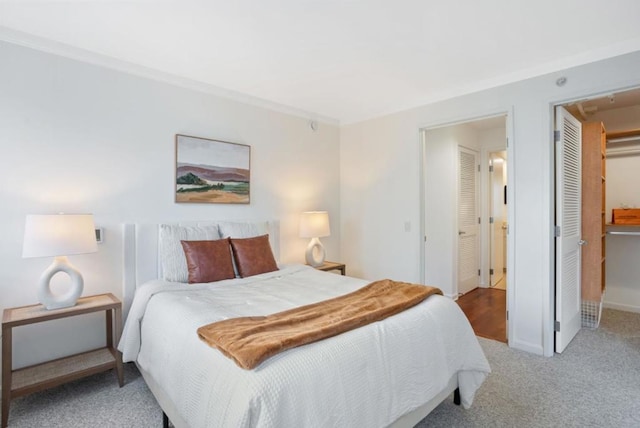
(458, 231, 466, 235)
(578, 240, 587, 246)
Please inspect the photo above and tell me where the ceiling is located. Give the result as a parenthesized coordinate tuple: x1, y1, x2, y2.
(1, 1, 640, 124)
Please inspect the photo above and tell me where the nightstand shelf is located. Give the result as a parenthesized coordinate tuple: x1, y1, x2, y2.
(2, 293, 124, 428)
(313, 261, 346, 275)
(11, 348, 117, 394)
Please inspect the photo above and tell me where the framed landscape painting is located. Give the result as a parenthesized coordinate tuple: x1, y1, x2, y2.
(175, 134, 251, 204)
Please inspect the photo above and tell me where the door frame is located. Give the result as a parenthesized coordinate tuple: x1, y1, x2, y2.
(419, 109, 515, 343)
(547, 84, 640, 355)
(482, 146, 509, 288)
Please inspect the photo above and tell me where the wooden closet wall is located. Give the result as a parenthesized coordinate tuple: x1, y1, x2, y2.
(581, 121, 606, 328)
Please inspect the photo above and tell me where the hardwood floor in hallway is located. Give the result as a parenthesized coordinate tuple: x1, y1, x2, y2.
(457, 287, 507, 343)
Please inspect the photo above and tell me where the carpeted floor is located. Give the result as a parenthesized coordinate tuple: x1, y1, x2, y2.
(421, 309, 640, 427)
(3, 309, 639, 427)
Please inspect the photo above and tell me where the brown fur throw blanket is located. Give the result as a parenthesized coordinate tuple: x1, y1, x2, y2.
(197, 279, 442, 369)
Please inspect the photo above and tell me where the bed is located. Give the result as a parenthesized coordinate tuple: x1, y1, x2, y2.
(118, 220, 490, 428)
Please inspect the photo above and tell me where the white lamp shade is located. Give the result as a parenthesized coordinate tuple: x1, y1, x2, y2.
(23, 214, 98, 258)
(22, 214, 98, 310)
(299, 211, 330, 238)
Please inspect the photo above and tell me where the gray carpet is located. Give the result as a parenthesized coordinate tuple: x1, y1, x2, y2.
(421, 309, 640, 427)
(4, 309, 639, 427)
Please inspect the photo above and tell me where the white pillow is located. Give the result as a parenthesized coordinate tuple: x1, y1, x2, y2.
(217, 221, 269, 239)
(159, 223, 221, 282)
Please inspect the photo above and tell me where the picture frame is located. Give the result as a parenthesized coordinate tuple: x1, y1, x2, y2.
(175, 134, 251, 204)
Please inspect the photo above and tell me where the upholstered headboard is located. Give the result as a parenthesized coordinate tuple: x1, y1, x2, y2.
(122, 220, 280, 317)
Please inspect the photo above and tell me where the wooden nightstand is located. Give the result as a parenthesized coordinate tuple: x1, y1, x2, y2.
(313, 261, 346, 275)
(2, 293, 124, 428)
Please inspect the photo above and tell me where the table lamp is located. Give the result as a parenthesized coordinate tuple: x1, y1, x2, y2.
(22, 214, 98, 310)
(299, 211, 330, 267)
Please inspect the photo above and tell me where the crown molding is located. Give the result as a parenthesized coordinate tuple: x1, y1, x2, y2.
(3, 25, 638, 127)
(341, 37, 640, 125)
(0, 26, 340, 126)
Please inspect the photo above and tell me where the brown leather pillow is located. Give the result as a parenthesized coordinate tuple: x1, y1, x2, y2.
(180, 239, 235, 283)
(229, 234, 278, 278)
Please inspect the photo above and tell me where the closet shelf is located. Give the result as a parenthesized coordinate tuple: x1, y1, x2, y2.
(607, 231, 640, 236)
(607, 128, 640, 140)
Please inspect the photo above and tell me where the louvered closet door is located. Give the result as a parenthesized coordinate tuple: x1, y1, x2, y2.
(458, 146, 479, 295)
(555, 106, 583, 353)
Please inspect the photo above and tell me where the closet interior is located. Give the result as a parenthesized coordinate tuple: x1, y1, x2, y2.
(566, 87, 640, 327)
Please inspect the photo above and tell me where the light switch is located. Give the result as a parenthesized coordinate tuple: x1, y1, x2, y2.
(95, 228, 104, 243)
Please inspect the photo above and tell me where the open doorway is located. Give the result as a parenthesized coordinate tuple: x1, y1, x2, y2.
(489, 150, 508, 290)
(421, 114, 509, 342)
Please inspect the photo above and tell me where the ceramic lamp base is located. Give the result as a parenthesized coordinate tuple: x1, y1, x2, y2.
(38, 256, 84, 310)
(305, 237, 326, 267)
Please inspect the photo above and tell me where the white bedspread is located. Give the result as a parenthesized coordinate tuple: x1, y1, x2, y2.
(119, 265, 490, 428)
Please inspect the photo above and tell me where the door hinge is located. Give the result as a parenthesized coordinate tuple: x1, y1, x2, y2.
(478, 217, 481, 224)
(554, 130, 561, 142)
(554, 225, 561, 237)
(489, 165, 494, 172)
(478, 269, 481, 276)
(477, 164, 481, 172)
(554, 321, 561, 332)
(490, 268, 494, 275)
(506, 137, 509, 148)
(489, 216, 494, 224)
(506, 310, 509, 321)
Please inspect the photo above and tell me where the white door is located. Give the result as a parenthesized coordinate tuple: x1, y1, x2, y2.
(490, 152, 506, 287)
(458, 146, 479, 295)
(554, 106, 583, 353)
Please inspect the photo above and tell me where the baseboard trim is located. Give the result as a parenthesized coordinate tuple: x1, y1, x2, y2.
(509, 339, 544, 356)
(603, 301, 640, 314)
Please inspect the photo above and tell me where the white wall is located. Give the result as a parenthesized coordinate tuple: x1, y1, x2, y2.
(340, 51, 640, 356)
(0, 41, 341, 369)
